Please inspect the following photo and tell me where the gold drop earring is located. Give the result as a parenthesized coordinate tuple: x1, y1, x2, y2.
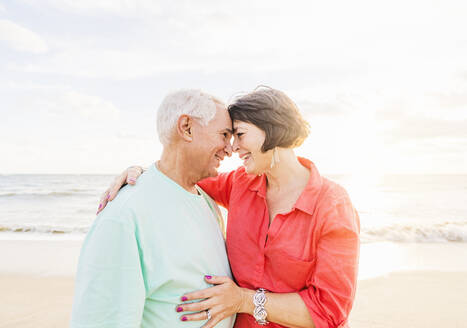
(270, 148, 280, 168)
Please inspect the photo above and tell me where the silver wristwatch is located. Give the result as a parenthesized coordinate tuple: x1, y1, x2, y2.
(253, 288, 269, 325)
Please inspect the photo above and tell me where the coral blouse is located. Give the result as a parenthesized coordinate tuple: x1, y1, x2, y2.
(198, 157, 360, 328)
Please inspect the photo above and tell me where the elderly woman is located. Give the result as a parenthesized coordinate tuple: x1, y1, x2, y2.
(100, 87, 360, 328)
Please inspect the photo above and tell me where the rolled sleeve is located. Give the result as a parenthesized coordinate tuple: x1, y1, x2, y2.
(71, 217, 146, 328)
(299, 197, 360, 328)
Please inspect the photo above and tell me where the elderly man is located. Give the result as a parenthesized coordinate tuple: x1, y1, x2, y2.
(70, 90, 235, 328)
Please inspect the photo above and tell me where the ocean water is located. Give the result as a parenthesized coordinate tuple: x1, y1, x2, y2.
(0, 174, 466, 243)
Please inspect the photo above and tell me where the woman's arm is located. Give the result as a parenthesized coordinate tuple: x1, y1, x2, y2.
(297, 196, 360, 328)
(176, 276, 315, 328)
(96, 165, 237, 214)
(97, 166, 144, 214)
(241, 288, 315, 328)
(196, 170, 236, 209)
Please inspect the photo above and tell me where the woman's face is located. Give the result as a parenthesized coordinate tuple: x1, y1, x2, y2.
(232, 120, 272, 175)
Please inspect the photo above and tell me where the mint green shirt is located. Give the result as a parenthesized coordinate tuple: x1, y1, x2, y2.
(71, 164, 235, 328)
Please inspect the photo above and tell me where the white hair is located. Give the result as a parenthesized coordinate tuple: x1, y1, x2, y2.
(156, 89, 224, 146)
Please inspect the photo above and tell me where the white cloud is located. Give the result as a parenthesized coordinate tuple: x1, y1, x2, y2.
(23, 87, 121, 125)
(0, 84, 159, 174)
(0, 84, 121, 134)
(0, 3, 6, 13)
(7, 0, 467, 79)
(2, 0, 467, 174)
(11, 47, 173, 79)
(52, 90, 120, 120)
(286, 69, 467, 169)
(20, 0, 166, 17)
(0, 19, 48, 53)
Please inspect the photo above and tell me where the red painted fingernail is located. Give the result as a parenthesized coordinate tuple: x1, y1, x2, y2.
(129, 178, 136, 182)
(176, 306, 183, 312)
(181, 296, 188, 301)
(182, 316, 187, 321)
(106, 194, 110, 200)
(205, 275, 212, 279)
(98, 203, 102, 210)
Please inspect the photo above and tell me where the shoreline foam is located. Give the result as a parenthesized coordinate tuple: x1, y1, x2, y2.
(2, 220, 467, 243)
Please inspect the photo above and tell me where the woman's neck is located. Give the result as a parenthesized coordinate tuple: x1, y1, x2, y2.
(265, 149, 310, 191)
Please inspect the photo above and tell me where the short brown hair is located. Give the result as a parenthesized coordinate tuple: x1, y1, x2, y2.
(228, 86, 310, 152)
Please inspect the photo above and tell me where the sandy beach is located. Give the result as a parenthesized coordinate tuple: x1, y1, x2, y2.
(350, 271, 467, 327)
(1, 237, 467, 328)
(0, 274, 74, 328)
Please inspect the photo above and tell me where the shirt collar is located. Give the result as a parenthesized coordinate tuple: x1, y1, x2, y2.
(248, 157, 323, 215)
(294, 157, 323, 216)
(248, 172, 267, 197)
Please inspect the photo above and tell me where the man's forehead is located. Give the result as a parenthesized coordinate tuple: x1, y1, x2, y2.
(215, 106, 231, 122)
(205, 106, 231, 130)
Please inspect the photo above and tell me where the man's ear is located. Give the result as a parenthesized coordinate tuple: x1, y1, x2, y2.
(177, 115, 193, 142)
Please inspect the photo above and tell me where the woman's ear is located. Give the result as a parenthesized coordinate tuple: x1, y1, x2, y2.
(177, 114, 193, 142)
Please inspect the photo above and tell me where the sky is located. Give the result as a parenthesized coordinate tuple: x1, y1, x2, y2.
(1, 0, 466, 175)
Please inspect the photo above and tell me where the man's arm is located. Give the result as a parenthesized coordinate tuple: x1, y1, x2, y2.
(71, 216, 146, 328)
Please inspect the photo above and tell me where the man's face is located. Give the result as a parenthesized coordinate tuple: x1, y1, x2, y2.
(190, 104, 232, 179)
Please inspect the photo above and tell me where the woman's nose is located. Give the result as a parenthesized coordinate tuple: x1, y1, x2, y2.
(232, 138, 240, 153)
(224, 142, 232, 157)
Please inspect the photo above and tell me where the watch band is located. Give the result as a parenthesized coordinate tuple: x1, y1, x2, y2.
(253, 288, 269, 325)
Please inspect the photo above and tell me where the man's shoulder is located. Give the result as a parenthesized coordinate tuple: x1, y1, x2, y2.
(116, 167, 169, 200)
(96, 170, 160, 216)
(99, 167, 188, 221)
